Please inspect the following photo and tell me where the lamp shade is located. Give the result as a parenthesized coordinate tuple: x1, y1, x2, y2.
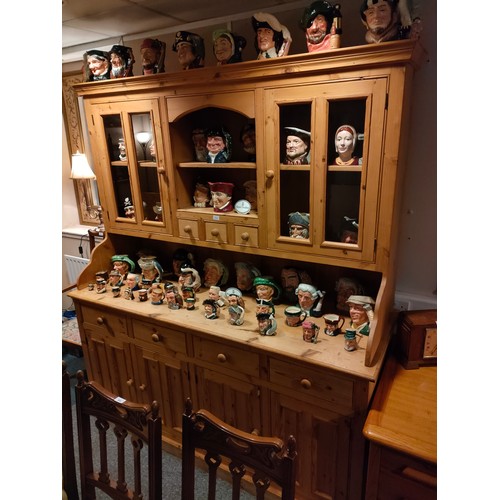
(136, 131, 151, 144)
(70, 151, 96, 179)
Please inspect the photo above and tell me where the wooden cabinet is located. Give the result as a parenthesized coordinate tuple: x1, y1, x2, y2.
(71, 40, 425, 500)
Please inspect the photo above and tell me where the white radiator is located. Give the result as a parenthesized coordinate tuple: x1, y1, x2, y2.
(65, 254, 89, 283)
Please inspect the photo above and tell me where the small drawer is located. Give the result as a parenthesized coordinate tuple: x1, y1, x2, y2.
(205, 222, 228, 244)
(80, 305, 128, 337)
(234, 225, 258, 248)
(269, 358, 353, 410)
(178, 218, 199, 240)
(376, 447, 437, 499)
(132, 320, 187, 355)
(193, 337, 259, 378)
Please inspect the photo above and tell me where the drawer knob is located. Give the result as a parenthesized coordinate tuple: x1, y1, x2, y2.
(300, 378, 312, 389)
(211, 228, 220, 237)
(157, 167, 166, 174)
(240, 232, 249, 241)
(126, 379, 133, 386)
(139, 384, 146, 391)
(96, 317, 105, 325)
(265, 169, 274, 179)
(183, 225, 192, 233)
(217, 353, 227, 363)
(151, 333, 160, 342)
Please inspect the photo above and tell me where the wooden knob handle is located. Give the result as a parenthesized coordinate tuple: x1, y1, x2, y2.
(157, 167, 166, 174)
(151, 333, 160, 342)
(96, 317, 105, 325)
(265, 170, 274, 179)
(183, 225, 192, 233)
(240, 232, 249, 241)
(217, 353, 227, 363)
(211, 228, 220, 237)
(139, 384, 146, 391)
(126, 379, 133, 386)
(300, 378, 312, 389)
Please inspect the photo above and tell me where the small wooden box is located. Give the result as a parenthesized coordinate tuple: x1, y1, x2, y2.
(396, 309, 437, 370)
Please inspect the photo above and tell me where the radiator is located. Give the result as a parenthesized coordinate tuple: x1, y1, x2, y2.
(65, 254, 89, 283)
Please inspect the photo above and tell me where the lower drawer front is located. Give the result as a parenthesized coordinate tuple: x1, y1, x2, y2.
(132, 320, 187, 355)
(378, 447, 437, 500)
(269, 358, 354, 411)
(80, 304, 128, 336)
(193, 337, 259, 378)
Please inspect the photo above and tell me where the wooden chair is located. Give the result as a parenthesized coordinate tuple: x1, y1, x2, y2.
(62, 361, 79, 500)
(75, 371, 162, 499)
(182, 397, 297, 500)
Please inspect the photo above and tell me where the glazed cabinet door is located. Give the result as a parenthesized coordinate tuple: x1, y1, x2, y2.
(85, 98, 173, 235)
(263, 78, 387, 265)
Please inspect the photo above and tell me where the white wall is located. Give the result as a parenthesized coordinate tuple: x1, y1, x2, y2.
(62, 1, 436, 305)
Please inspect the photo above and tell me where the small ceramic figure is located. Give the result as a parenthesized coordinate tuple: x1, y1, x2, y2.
(256, 312, 277, 336)
(171, 248, 195, 278)
(295, 283, 325, 317)
(208, 182, 235, 212)
(302, 320, 320, 343)
(213, 30, 246, 65)
(202, 299, 219, 319)
(346, 295, 375, 335)
(334, 125, 360, 166)
(288, 212, 310, 239)
(109, 44, 135, 78)
(149, 284, 165, 305)
(96, 277, 107, 294)
(193, 182, 211, 208)
(256, 299, 275, 317)
(118, 138, 127, 161)
(335, 277, 365, 315)
(124, 273, 140, 292)
(178, 262, 201, 292)
(280, 266, 313, 304)
(323, 313, 345, 336)
(344, 328, 361, 351)
(243, 180, 257, 211)
(108, 270, 122, 287)
(112, 286, 121, 297)
(340, 216, 359, 244)
(181, 286, 195, 303)
(172, 31, 205, 70)
(252, 12, 292, 59)
(253, 276, 281, 303)
(284, 306, 307, 327)
(83, 49, 110, 82)
(124, 197, 135, 218)
(205, 127, 232, 163)
(240, 123, 256, 161)
(140, 38, 166, 75)
(283, 127, 311, 165)
(165, 284, 183, 310)
(360, 0, 416, 44)
(203, 258, 229, 288)
(301, 1, 342, 52)
(208, 285, 227, 308)
(138, 255, 163, 285)
(138, 289, 148, 302)
(234, 262, 261, 293)
(225, 287, 245, 325)
(192, 129, 208, 162)
(149, 140, 156, 161)
(123, 287, 135, 300)
(111, 255, 135, 285)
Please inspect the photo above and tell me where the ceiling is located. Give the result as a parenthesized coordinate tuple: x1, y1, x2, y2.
(62, 0, 307, 63)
